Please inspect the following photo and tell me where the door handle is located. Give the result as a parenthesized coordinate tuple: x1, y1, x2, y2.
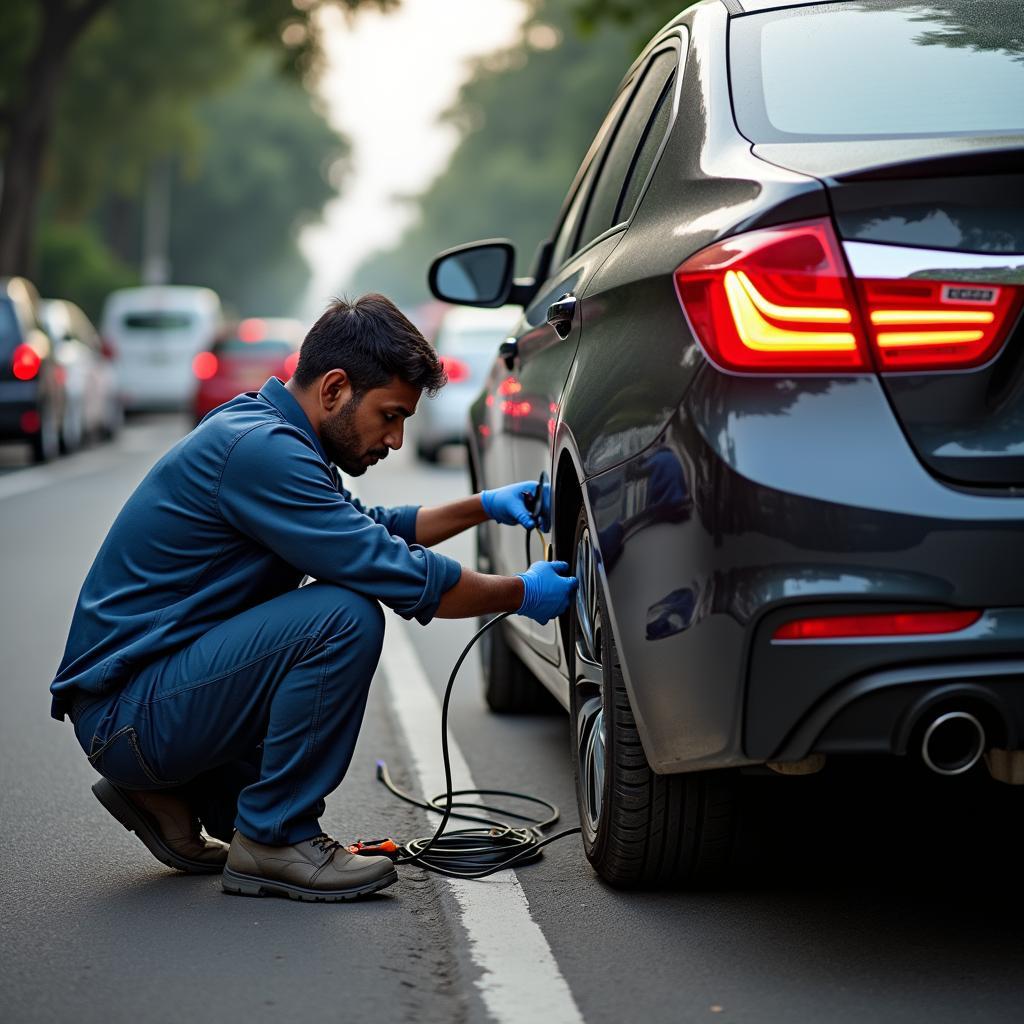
(499, 336, 518, 369)
(546, 293, 577, 340)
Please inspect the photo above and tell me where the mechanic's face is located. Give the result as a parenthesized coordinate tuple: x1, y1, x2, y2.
(320, 375, 421, 476)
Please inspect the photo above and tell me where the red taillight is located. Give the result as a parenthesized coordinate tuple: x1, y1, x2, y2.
(238, 318, 265, 343)
(12, 344, 41, 381)
(676, 218, 1024, 374)
(192, 351, 218, 380)
(282, 351, 299, 379)
(675, 219, 870, 372)
(857, 278, 1024, 371)
(773, 609, 981, 641)
(440, 355, 470, 383)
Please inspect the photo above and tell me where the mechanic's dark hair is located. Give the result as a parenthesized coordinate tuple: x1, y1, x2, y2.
(293, 294, 446, 396)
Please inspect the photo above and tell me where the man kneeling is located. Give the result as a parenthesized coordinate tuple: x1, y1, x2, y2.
(51, 294, 575, 902)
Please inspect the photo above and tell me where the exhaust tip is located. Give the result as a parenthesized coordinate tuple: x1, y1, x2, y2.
(921, 711, 985, 776)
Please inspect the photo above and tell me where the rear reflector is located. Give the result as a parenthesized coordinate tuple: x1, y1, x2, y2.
(676, 219, 1024, 373)
(773, 609, 982, 641)
(12, 344, 41, 381)
(192, 351, 218, 380)
(674, 219, 870, 372)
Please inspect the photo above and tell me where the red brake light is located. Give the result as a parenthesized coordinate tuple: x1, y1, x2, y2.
(440, 355, 470, 383)
(192, 351, 218, 380)
(238, 318, 265, 342)
(675, 219, 870, 372)
(282, 351, 299, 379)
(856, 278, 1024, 371)
(773, 609, 981, 641)
(12, 344, 41, 381)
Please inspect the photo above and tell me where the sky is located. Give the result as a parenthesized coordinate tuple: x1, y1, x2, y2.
(299, 0, 527, 317)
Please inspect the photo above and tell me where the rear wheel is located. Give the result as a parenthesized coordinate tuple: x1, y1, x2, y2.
(569, 504, 737, 887)
(31, 401, 60, 463)
(476, 521, 558, 714)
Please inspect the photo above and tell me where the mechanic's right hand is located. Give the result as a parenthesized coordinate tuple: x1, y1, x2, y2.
(516, 560, 578, 625)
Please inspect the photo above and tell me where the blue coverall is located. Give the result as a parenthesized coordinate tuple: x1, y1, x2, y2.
(51, 377, 462, 845)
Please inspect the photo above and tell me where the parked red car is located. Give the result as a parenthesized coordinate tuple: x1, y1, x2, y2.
(192, 317, 304, 423)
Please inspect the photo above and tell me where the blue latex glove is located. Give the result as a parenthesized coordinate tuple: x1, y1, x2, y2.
(481, 479, 551, 532)
(517, 560, 578, 625)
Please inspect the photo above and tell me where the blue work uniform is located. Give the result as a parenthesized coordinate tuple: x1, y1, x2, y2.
(51, 377, 462, 844)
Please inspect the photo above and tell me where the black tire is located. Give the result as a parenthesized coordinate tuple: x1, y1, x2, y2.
(30, 401, 60, 463)
(416, 441, 440, 464)
(476, 518, 559, 714)
(568, 504, 737, 887)
(479, 615, 558, 714)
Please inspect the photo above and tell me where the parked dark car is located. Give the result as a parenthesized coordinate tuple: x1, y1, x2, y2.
(428, 0, 1024, 887)
(41, 298, 123, 450)
(0, 277, 66, 463)
(192, 317, 303, 423)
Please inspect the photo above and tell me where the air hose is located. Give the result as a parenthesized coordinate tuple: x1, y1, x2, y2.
(375, 490, 582, 879)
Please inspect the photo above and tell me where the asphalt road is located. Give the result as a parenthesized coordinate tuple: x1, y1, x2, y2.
(2, 414, 1024, 1024)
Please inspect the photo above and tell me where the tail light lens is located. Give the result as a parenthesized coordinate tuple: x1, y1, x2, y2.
(12, 344, 41, 380)
(192, 351, 218, 380)
(857, 278, 1024, 370)
(675, 219, 870, 372)
(773, 609, 981, 641)
(440, 355, 470, 383)
(675, 218, 1023, 373)
(282, 351, 299, 379)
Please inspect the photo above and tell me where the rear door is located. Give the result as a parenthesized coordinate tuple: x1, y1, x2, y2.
(506, 42, 681, 661)
(730, 0, 1024, 488)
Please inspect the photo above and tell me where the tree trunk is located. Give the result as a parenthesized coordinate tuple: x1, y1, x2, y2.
(0, 0, 110, 277)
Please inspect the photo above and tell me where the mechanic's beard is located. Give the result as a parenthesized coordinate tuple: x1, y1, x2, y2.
(320, 395, 387, 476)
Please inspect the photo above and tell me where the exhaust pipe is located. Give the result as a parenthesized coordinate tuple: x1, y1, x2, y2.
(921, 711, 986, 776)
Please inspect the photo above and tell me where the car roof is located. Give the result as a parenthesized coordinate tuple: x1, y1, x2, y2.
(102, 285, 221, 314)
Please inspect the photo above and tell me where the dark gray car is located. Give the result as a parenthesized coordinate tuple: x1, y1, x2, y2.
(428, 0, 1024, 888)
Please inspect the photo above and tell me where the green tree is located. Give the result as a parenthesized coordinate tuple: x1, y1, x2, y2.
(167, 52, 347, 315)
(352, 0, 635, 308)
(0, 0, 394, 277)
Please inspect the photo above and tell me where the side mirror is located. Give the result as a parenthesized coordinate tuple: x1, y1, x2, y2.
(428, 240, 515, 307)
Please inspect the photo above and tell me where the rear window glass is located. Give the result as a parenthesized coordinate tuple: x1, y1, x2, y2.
(730, 2, 1024, 141)
(212, 338, 294, 357)
(122, 312, 194, 331)
(0, 298, 20, 351)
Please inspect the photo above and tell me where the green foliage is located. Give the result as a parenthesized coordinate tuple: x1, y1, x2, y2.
(36, 221, 137, 321)
(352, 0, 635, 308)
(572, 0, 693, 50)
(168, 53, 347, 316)
(48, 0, 252, 217)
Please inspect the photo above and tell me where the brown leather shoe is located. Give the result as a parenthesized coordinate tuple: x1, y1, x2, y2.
(222, 831, 398, 901)
(91, 779, 229, 874)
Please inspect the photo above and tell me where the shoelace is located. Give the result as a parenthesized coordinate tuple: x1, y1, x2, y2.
(309, 833, 344, 859)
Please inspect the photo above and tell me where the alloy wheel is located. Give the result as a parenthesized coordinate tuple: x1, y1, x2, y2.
(573, 524, 606, 837)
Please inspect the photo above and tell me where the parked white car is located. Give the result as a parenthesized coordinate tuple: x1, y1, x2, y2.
(40, 299, 122, 450)
(102, 286, 223, 411)
(416, 304, 522, 462)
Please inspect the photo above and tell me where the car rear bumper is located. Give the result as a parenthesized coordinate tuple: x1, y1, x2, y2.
(582, 370, 1024, 774)
(0, 380, 42, 438)
(417, 385, 480, 447)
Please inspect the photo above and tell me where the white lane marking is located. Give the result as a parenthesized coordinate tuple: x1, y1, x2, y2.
(0, 449, 121, 501)
(379, 617, 584, 1024)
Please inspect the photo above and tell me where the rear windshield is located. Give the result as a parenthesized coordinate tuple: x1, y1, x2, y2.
(212, 338, 294, 358)
(122, 312, 195, 331)
(0, 298, 20, 354)
(730, 1, 1024, 141)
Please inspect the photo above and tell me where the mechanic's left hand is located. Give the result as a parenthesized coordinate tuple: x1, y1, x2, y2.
(480, 479, 550, 532)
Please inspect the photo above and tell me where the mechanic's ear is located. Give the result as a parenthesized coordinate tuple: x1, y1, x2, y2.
(320, 369, 352, 413)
